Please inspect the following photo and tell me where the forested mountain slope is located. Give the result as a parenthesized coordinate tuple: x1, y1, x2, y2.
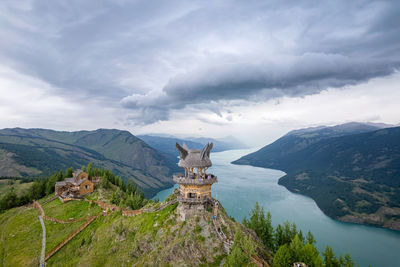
(233, 124, 400, 230)
(0, 128, 180, 196)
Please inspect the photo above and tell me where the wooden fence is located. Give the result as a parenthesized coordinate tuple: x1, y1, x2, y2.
(44, 215, 99, 262)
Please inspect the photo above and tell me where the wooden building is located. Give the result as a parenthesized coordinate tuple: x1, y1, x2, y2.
(55, 169, 94, 201)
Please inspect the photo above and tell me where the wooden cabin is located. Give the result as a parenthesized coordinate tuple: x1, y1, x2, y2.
(55, 170, 94, 201)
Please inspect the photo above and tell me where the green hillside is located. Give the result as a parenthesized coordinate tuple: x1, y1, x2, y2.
(0, 192, 356, 267)
(233, 122, 386, 169)
(0, 163, 358, 267)
(0, 191, 268, 266)
(233, 124, 400, 230)
(0, 128, 180, 197)
(0, 178, 34, 198)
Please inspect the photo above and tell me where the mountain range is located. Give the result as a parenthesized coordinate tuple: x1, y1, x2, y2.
(138, 134, 246, 157)
(0, 128, 180, 197)
(233, 122, 400, 230)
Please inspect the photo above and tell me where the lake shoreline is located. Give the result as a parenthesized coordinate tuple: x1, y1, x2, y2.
(231, 159, 400, 232)
(156, 149, 400, 267)
(276, 175, 400, 232)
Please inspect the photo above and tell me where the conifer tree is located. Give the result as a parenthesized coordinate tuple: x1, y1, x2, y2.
(226, 226, 255, 266)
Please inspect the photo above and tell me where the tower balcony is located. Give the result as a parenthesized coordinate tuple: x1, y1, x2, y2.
(173, 174, 218, 185)
(177, 196, 211, 204)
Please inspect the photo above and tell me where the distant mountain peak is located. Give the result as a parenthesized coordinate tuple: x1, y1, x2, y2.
(286, 121, 393, 137)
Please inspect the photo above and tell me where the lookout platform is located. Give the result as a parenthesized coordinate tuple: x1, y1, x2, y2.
(173, 174, 218, 185)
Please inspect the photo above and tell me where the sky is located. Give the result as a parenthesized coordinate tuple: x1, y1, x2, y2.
(0, 0, 399, 146)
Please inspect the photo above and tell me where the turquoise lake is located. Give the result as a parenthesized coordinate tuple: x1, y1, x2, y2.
(154, 149, 400, 267)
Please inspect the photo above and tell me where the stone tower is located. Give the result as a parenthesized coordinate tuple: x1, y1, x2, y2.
(174, 142, 218, 220)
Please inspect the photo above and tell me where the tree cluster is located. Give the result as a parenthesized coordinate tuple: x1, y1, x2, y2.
(0, 170, 64, 212)
(226, 226, 255, 266)
(88, 164, 147, 210)
(0, 162, 147, 212)
(242, 202, 356, 267)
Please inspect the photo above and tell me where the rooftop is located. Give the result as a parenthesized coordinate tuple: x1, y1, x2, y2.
(176, 142, 213, 168)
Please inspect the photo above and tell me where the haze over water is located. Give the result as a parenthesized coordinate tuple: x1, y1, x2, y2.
(155, 149, 400, 267)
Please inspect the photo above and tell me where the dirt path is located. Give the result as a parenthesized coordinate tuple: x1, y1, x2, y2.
(211, 200, 233, 253)
(38, 216, 46, 267)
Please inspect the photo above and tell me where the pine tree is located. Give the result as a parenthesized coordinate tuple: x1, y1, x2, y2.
(289, 235, 303, 262)
(87, 162, 93, 178)
(111, 188, 122, 205)
(226, 226, 255, 266)
(272, 244, 292, 267)
(65, 167, 74, 178)
(306, 231, 316, 245)
(245, 202, 274, 250)
(323, 245, 340, 267)
(302, 243, 324, 267)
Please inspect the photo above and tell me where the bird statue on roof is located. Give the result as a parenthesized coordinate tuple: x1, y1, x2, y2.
(176, 142, 213, 169)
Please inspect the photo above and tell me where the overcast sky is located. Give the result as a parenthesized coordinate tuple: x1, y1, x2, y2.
(0, 0, 399, 146)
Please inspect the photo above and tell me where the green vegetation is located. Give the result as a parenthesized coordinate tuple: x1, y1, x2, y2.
(226, 225, 255, 266)
(0, 128, 180, 196)
(1, 188, 362, 266)
(0, 170, 63, 212)
(45, 201, 229, 266)
(0, 164, 147, 213)
(234, 125, 400, 230)
(98, 167, 148, 210)
(45, 220, 84, 254)
(43, 198, 101, 220)
(243, 202, 356, 267)
(0, 178, 34, 198)
(0, 205, 42, 266)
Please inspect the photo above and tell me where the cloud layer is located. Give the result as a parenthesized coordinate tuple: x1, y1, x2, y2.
(1, 0, 400, 124)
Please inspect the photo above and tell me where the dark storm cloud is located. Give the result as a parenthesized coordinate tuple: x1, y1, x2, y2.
(1, 0, 400, 124)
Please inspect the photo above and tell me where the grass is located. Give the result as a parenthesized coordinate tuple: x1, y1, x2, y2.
(85, 186, 115, 203)
(38, 194, 58, 204)
(45, 220, 84, 254)
(1, 193, 235, 266)
(0, 179, 34, 198)
(47, 213, 126, 266)
(0, 205, 42, 267)
(47, 203, 181, 266)
(43, 198, 102, 220)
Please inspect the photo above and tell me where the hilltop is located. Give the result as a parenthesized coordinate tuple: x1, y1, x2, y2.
(0, 187, 270, 266)
(0, 166, 358, 267)
(233, 123, 400, 230)
(0, 128, 180, 197)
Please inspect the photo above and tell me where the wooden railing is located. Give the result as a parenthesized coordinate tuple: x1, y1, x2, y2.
(177, 197, 210, 204)
(44, 215, 99, 262)
(173, 175, 218, 185)
(35, 194, 179, 263)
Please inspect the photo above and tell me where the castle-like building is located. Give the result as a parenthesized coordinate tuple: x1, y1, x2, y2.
(174, 142, 218, 220)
